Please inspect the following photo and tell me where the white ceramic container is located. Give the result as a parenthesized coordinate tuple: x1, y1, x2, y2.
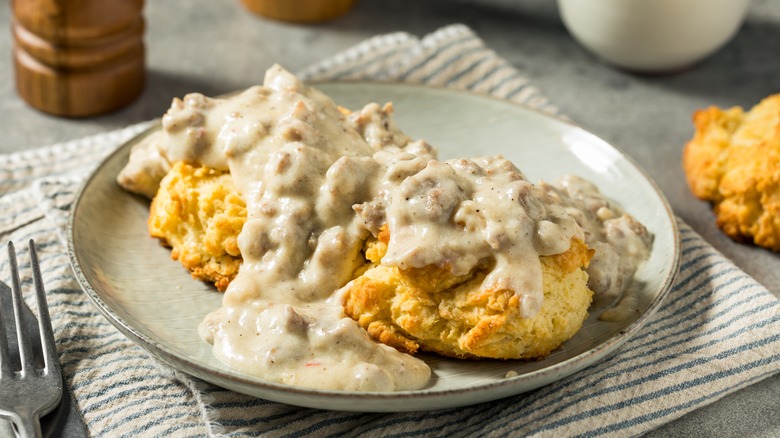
(557, 0, 751, 72)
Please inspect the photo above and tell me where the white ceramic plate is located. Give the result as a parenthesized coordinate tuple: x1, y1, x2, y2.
(67, 83, 680, 412)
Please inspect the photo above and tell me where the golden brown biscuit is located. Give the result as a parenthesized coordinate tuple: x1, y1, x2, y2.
(146, 161, 595, 360)
(343, 227, 594, 360)
(148, 162, 247, 291)
(682, 94, 780, 250)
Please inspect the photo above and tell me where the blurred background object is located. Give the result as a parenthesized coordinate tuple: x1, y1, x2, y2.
(239, 0, 357, 22)
(557, 0, 751, 73)
(12, 0, 145, 117)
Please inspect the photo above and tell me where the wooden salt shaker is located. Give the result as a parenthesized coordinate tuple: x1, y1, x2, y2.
(12, 0, 145, 117)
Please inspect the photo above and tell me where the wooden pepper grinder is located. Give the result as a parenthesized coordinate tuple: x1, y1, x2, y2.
(12, 0, 145, 117)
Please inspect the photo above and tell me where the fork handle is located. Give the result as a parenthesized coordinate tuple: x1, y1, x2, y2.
(9, 411, 42, 438)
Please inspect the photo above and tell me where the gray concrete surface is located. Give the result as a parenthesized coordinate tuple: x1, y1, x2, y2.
(1, 0, 778, 436)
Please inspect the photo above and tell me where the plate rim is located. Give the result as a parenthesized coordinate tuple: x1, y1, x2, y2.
(66, 81, 681, 410)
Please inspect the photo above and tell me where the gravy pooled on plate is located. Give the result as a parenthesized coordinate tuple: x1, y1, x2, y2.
(117, 65, 652, 391)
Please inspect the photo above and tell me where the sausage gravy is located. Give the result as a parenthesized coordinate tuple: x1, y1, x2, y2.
(118, 65, 652, 391)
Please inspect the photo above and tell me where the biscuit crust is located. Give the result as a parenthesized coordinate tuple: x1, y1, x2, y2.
(148, 162, 247, 291)
(343, 228, 594, 360)
(682, 94, 780, 251)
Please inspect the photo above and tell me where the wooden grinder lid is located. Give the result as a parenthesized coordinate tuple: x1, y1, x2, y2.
(239, 0, 357, 23)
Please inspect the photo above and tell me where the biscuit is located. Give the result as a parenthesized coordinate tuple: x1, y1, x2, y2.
(148, 162, 247, 291)
(682, 94, 780, 250)
(146, 163, 595, 360)
(343, 227, 594, 360)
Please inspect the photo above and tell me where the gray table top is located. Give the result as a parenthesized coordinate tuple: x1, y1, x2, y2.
(1, 0, 778, 436)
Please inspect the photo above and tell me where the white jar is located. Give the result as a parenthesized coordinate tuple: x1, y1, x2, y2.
(557, 0, 751, 72)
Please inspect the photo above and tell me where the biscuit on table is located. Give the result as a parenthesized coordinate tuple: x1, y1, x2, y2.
(682, 94, 780, 251)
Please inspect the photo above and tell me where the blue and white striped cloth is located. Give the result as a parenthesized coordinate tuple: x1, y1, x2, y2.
(1, 25, 778, 437)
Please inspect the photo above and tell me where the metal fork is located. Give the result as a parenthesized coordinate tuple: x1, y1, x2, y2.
(0, 241, 63, 438)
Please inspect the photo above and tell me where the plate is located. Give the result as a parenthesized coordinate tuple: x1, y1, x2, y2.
(67, 83, 680, 412)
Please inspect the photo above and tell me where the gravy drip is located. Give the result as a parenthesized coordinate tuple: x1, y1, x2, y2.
(541, 176, 654, 309)
(118, 65, 652, 391)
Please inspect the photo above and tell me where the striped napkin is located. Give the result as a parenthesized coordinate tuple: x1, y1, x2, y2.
(1, 24, 778, 437)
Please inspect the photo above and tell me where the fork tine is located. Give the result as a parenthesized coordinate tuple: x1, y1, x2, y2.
(8, 241, 34, 373)
(0, 256, 10, 377)
(28, 240, 59, 374)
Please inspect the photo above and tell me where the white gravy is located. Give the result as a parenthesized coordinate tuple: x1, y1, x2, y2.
(540, 176, 653, 308)
(118, 65, 652, 391)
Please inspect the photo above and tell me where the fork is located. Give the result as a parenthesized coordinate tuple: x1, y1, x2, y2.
(0, 241, 63, 438)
